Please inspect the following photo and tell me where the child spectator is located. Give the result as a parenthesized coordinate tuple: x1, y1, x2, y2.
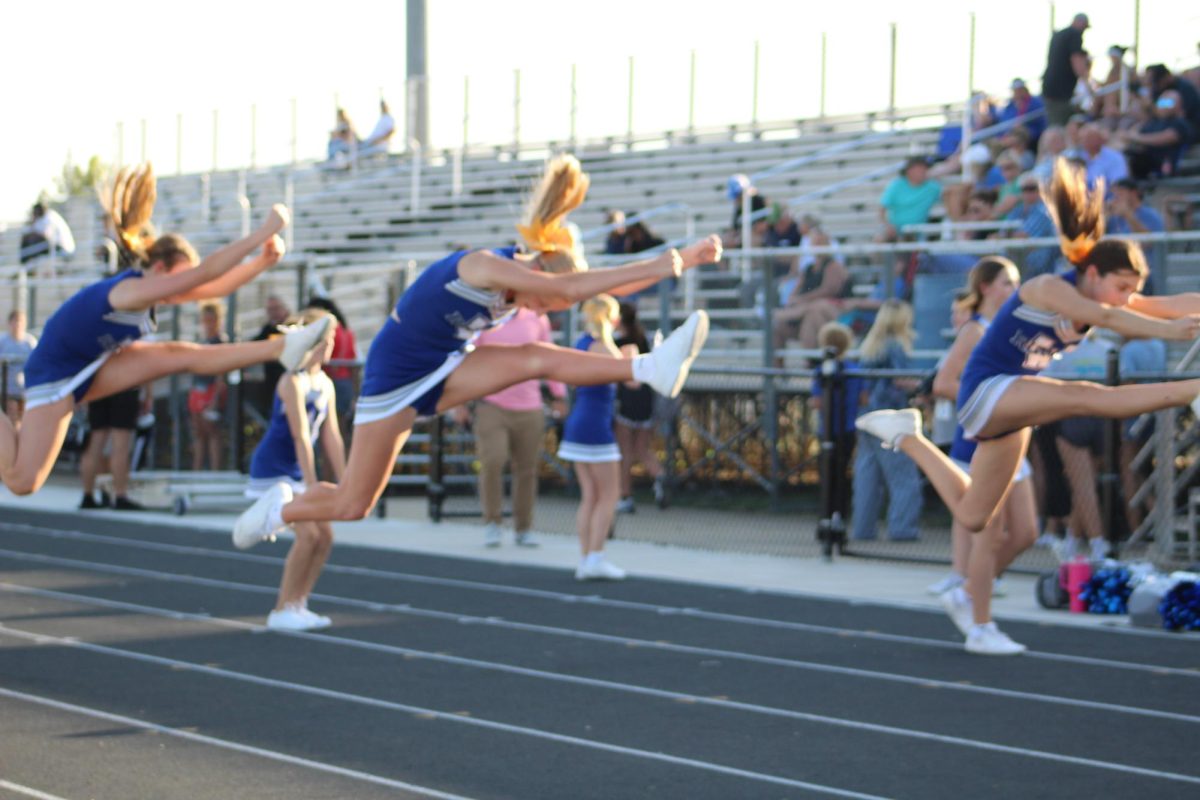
(188, 301, 229, 470)
(810, 322, 862, 524)
(851, 299, 923, 541)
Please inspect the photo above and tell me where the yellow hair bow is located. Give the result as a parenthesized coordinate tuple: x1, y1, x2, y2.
(1060, 235, 1096, 266)
(517, 220, 575, 253)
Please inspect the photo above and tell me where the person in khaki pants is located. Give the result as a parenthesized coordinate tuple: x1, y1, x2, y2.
(453, 308, 565, 547)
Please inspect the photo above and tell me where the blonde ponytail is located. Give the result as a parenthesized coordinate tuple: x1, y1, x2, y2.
(100, 163, 197, 270)
(517, 155, 590, 274)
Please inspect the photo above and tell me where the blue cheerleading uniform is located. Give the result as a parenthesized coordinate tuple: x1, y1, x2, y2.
(957, 272, 1089, 441)
(23, 270, 155, 409)
(247, 372, 333, 496)
(355, 247, 519, 424)
(557, 333, 620, 463)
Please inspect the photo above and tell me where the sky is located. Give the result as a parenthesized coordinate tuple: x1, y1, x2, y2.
(1, 0, 1196, 223)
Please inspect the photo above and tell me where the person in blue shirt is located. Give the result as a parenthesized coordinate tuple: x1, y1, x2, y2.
(0, 164, 331, 497)
(244, 309, 344, 632)
(858, 161, 1200, 628)
(1005, 172, 1061, 278)
(1107, 178, 1165, 292)
(996, 79, 1047, 147)
(235, 155, 721, 548)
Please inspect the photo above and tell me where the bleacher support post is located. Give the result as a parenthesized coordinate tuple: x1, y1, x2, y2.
(170, 306, 183, 471)
(1101, 348, 1121, 554)
(816, 353, 848, 561)
(761, 260, 780, 509)
(428, 414, 447, 523)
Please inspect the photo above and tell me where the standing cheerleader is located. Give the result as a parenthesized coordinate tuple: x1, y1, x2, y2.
(857, 161, 1200, 657)
(234, 155, 720, 546)
(0, 164, 331, 496)
(558, 295, 626, 580)
(244, 309, 344, 632)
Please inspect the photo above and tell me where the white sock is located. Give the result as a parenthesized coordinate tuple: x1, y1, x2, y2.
(631, 353, 656, 384)
(584, 552, 604, 567)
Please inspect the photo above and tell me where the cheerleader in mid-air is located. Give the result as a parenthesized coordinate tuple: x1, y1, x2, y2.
(245, 308, 344, 631)
(0, 164, 331, 497)
(857, 160, 1200, 655)
(234, 154, 720, 547)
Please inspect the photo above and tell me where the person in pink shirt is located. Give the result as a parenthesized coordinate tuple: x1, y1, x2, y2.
(453, 308, 566, 547)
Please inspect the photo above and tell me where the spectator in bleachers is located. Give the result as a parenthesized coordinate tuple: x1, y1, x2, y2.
(602, 210, 627, 255)
(1079, 123, 1128, 191)
(1031, 126, 1068, 182)
(810, 321, 862, 525)
(1006, 173, 1060, 278)
(1107, 178, 1164, 271)
(878, 156, 941, 241)
(358, 99, 395, 158)
(19, 202, 76, 265)
(614, 302, 663, 513)
(797, 214, 842, 273)
(763, 203, 801, 281)
(851, 299, 922, 542)
(0, 310, 37, 423)
(189, 301, 229, 471)
(990, 153, 1026, 219)
(932, 93, 998, 172)
(997, 80, 1047, 146)
(326, 107, 359, 165)
(771, 230, 852, 360)
(304, 296, 359, 431)
(1116, 90, 1194, 179)
(1097, 45, 1134, 123)
(1143, 63, 1200, 140)
(1042, 13, 1092, 126)
(623, 218, 665, 255)
(724, 174, 767, 250)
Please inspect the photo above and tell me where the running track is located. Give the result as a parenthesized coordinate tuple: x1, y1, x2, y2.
(1, 508, 1197, 799)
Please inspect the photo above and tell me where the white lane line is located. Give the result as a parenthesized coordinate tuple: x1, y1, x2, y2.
(0, 625, 889, 800)
(0, 780, 71, 800)
(4, 584, 1200, 785)
(0, 686, 473, 800)
(5, 579, 1199, 727)
(5, 521, 1197, 669)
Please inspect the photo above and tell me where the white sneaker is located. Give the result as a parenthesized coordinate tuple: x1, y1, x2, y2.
(576, 556, 627, 581)
(233, 482, 292, 550)
(644, 310, 709, 398)
(855, 408, 922, 449)
(1053, 535, 1081, 564)
(939, 586, 975, 636)
(1035, 532, 1060, 549)
(484, 523, 502, 548)
(279, 315, 334, 372)
(965, 622, 1027, 656)
(299, 607, 332, 630)
(616, 497, 636, 514)
(992, 577, 1008, 598)
(266, 606, 322, 631)
(926, 573, 964, 595)
(1089, 537, 1109, 562)
(514, 530, 539, 548)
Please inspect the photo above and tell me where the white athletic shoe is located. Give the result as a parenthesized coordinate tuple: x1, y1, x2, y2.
(233, 482, 292, 550)
(267, 606, 323, 632)
(299, 607, 332, 630)
(576, 556, 627, 581)
(1089, 537, 1110, 562)
(939, 586, 975, 636)
(926, 573, 965, 596)
(855, 408, 922, 449)
(616, 497, 637, 514)
(484, 523, 502, 548)
(644, 310, 709, 398)
(965, 622, 1027, 656)
(514, 530, 539, 548)
(279, 315, 334, 372)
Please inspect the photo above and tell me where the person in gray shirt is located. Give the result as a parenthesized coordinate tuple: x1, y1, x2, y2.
(0, 310, 38, 422)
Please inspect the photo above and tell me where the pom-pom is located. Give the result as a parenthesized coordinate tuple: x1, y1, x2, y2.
(1078, 567, 1132, 614)
(1159, 581, 1200, 631)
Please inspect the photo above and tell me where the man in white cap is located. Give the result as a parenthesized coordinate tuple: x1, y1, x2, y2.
(1042, 13, 1091, 126)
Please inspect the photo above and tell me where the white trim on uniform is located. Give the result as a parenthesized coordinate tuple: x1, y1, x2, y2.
(245, 477, 307, 499)
(354, 349, 469, 425)
(445, 279, 502, 308)
(556, 441, 622, 463)
(951, 456, 1032, 483)
(958, 374, 1020, 440)
(24, 352, 112, 410)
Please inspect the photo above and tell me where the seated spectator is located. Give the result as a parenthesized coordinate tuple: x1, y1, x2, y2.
(1064, 112, 1089, 152)
(602, 210, 627, 255)
(1097, 45, 1135, 123)
(1030, 126, 1068, 182)
(0, 310, 37, 422)
(1079, 123, 1128, 191)
(1072, 50, 1100, 117)
(1005, 173, 1060, 278)
(623, 219, 665, 255)
(878, 156, 941, 241)
(1117, 90, 1194, 179)
(326, 107, 359, 164)
(934, 92, 999, 164)
(19, 202, 76, 265)
(990, 153, 1026, 219)
(1108, 177, 1165, 289)
(358, 100, 395, 157)
(997, 79, 1047, 146)
(771, 230, 852, 357)
(1144, 63, 1200, 141)
(797, 214, 842, 273)
(764, 203, 801, 278)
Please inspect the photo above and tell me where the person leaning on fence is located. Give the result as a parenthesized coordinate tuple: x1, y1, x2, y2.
(0, 163, 330, 498)
(0, 310, 37, 423)
(453, 307, 566, 548)
(855, 160, 1200, 658)
(809, 322, 863, 525)
(850, 299, 923, 542)
(231, 154, 721, 564)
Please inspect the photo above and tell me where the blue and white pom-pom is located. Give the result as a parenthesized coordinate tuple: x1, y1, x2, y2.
(1078, 566, 1133, 615)
(1159, 581, 1200, 631)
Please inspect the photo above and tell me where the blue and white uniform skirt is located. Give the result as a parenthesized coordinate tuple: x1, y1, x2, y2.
(23, 351, 113, 410)
(354, 348, 470, 425)
(957, 374, 1020, 441)
(245, 476, 308, 499)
